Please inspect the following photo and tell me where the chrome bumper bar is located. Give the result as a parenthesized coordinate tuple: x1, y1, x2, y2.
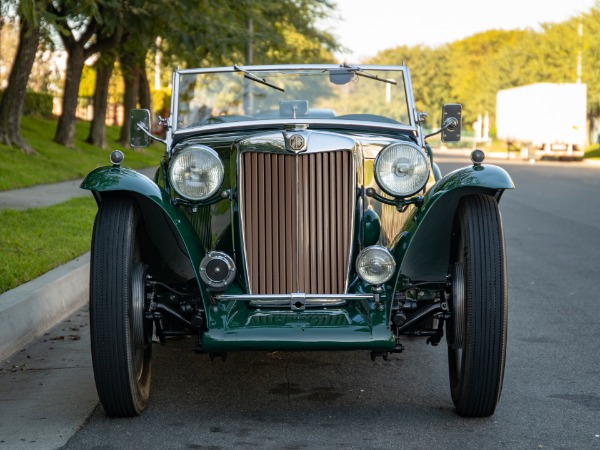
(215, 293, 375, 310)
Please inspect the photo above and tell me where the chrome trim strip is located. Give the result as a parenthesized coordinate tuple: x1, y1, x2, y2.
(216, 293, 374, 302)
(173, 119, 418, 136)
(176, 64, 410, 75)
(346, 143, 359, 292)
(236, 142, 251, 292)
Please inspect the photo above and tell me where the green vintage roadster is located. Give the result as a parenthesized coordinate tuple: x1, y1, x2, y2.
(81, 64, 513, 418)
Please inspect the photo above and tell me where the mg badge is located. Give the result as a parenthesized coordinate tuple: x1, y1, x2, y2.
(288, 133, 306, 152)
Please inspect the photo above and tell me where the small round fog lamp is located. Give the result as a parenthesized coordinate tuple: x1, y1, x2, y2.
(199, 251, 236, 290)
(356, 245, 396, 285)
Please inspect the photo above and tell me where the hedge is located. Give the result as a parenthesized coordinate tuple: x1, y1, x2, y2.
(0, 89, 54, 117)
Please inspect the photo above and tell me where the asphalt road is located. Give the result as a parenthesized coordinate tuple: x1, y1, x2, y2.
(4, 155, 600, 449)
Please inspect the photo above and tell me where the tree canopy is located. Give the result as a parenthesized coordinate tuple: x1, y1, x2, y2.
(368, 5, 600, 133)
(2, 0, 600, 151)
(0, 0, 340, 151)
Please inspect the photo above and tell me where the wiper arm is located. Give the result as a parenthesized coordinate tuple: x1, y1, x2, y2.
(233, 64, 285, 92)
(342, 63, 398, 85)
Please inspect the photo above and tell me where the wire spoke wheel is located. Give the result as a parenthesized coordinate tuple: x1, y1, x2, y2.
(447, 194, 508, 417)
(90, 195, 152, 417)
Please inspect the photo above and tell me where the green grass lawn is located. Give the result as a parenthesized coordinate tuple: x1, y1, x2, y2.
(0, 115, 165, 295)
(0, 115, 164, 191)
(0, 196, 97, 294)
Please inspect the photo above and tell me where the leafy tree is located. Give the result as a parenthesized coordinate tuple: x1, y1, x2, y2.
(0, 0, 44, 153)
(86, 50, 116, 148)
(581, 8, 600, 118)
(162, 0, 338, 67)
(111, 0, 339, 146)
(369, 45, 451, 129)
(445, 30, 527, 127)
(51, 0, 122, 148)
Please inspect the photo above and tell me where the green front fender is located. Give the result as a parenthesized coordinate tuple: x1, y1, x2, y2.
(81, 166, 162, 199)
(392, 163, 514, 283)
(81, 166, 209, 303)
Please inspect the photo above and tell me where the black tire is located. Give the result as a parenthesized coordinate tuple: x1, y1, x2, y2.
(90, 195, 152, 417)
(447, 194, 507, 417)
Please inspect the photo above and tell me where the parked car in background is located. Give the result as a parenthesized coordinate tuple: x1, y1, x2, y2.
(81, 64, 514, 418)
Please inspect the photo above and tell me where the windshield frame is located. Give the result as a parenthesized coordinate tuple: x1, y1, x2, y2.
(170, 64, 419, 137)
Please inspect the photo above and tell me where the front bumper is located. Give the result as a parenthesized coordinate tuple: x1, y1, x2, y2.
(201, 293, 394, 352)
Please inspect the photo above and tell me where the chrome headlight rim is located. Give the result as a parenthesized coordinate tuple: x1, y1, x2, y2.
(374, 142, 430, 198)
(168, 145, 224, 201)
(356, 245, 396, 286)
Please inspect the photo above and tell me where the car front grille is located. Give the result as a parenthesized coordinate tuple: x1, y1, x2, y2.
(240, 150, 354, 295)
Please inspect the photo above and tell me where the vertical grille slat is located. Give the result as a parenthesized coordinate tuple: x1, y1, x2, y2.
(329, 153, 337, 291)
(257, 154, 266, 292)
(285, 157, 295, 290)
(264, 155, 272, 293)
(309, 155, 317, 292)
(241, 150, 353, 295)
(323, 152, 331, 293)
(277, 154, 286, 293)
(316, 152, 324, 293)
(249, 153, 259, 293)
(271, 155, 279, 294)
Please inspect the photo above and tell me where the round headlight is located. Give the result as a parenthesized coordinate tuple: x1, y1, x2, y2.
(375, 142, 429, 197)
(169, 145, 224, 200)
(356, 245, 396, 285)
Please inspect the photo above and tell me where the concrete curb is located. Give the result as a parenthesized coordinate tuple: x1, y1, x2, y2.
(0, 253, 90, 360)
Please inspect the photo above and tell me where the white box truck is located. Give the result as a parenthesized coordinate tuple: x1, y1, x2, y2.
(496, 83, 587, 160)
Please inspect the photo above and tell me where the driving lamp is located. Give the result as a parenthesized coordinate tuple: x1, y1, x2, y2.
(356, 245, 396, 285)
(169, 145, 224, 200)
(199, 251, 236, 290)
(375, 142, 429, 197)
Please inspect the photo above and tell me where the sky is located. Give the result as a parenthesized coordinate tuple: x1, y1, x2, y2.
(327, 0, 597, 62)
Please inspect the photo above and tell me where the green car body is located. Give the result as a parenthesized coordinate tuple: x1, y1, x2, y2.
(82, 64, 513, 417)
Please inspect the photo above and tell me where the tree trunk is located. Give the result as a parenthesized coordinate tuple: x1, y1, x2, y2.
(138, 63, 152, 112)
(54, 44, 86, 147)
(118, 62, 141, 146)
(0, 18, 40, 154)
(86, 53, 115, 149)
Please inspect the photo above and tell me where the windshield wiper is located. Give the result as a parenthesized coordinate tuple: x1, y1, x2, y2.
(233, 64, 285, 92)
(341, 63, 398, 85)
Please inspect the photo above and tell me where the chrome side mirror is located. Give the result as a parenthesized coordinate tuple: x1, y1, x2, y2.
(130, 109, 151, 148)
(441, 104, 462, 142)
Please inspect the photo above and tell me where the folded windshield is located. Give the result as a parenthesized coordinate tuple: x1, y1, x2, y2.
(174, 67, 412, 130)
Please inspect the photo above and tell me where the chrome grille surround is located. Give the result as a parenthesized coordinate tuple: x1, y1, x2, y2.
(237, 129, 358, 303)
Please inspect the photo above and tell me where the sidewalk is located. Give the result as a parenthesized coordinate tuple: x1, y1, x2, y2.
(0, 254, 90, 360)
(0, 168, 155, 361)
(0, 167, 156, 211)
(0, 179, 91, 211)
